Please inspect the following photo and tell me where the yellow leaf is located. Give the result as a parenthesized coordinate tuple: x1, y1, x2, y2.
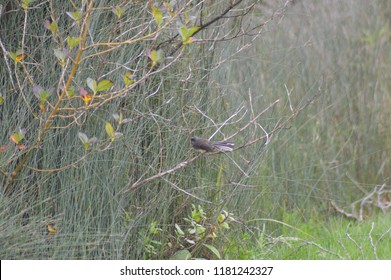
(81, 93, 92, 105)
(10, 135, 19, 144)
(47, 224, 56, 234)
(39, 102, 46, 112)
(15, 53, 26, 62)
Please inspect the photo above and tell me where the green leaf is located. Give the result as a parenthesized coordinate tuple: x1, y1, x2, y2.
(220, 222, 230, 229)
(0, 94, 3, 105)
(87, 78, 97, 94)
(9, 51, 17, 61)
(97, 79, 113, 92)
(217, 213, 226, 223)
(191, 204, 205, 222)
(13, 132, 24, 143)
(21, 0, 33, 10)
(147, 49, 163, 66)
(78, 132, 97, 150)
(123, 72, 136, 87)
(66, 10, 83, 22)
(195, 224, 206, 235)
(149, 221, 161, 235)
(123, 212, 132, 223)
(44, 19, 58, 33)
(187, 26, 200, 37)
(112, 5, 126, 19)
(53, 48, 68, 61)
(203, 244, 221, 259)
(33, 85, 51, 102)
(150, 50, 160, 62)
(175, 224, 185, 236)
(78, 132, 89, 144)
(66, 36, 80, 49)
(169, 250, 192, 260)
(40, 91, 50, 102)
(112, 112, 123, 124)
(152, 5, 163, 27)
(66, 87, 75, 97)
(105, 121, 115, 139)
(11, 129, 26, 144)
(78, 132, 90, 149)
(49, 22, 58, 33)
(53, 49, 64, 60)
(179, 25, 200, 44)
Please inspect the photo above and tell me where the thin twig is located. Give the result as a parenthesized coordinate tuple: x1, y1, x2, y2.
(123, 155, 200, 193)
(368, 222, 377, 260)
(375, 225, 391, 249)
(209, 105, 246, 141)
(346, 233, 364, 259)
(162, 177, 212, 204)
(331, 200, 359, 220)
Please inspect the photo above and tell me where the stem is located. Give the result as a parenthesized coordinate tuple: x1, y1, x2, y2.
(4, 1, 94, 194)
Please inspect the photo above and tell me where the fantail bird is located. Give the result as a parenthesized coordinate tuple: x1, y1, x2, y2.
(191, 136, 235, 152)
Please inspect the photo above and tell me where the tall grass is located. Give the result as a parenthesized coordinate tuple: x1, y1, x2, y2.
(0, 0, 389, 259)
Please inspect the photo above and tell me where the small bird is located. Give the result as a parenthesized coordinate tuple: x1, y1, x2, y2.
(191, 136, 235, 152)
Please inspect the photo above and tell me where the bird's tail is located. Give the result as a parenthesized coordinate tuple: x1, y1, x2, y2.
(212, 141, 235, 152)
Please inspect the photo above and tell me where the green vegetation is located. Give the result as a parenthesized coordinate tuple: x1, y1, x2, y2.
(0, 1, 390, 259)
(225, 212, 391, 259)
